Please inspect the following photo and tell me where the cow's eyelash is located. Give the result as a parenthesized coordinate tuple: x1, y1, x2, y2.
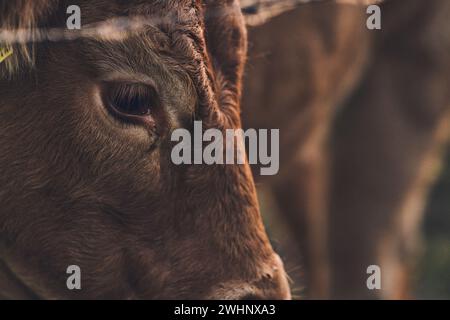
(108, 83, 157, 115)
(102, 82, 159, 118)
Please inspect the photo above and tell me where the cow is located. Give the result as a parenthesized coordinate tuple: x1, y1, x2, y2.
(0, 0, 290, 299)
(329, 0, 450, 299)
(242, 0, 450, 298)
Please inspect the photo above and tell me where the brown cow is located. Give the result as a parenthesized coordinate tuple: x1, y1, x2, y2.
(242, 0, 450, 298)
(0, 0, 290, 299)
(243, 0, 370, 298)
(329, 0, 450, 299)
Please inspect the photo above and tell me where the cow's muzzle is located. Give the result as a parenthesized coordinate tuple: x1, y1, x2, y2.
(208, 254, 291, 300)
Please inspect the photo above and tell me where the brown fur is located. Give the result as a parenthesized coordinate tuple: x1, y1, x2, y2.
(243, 1, 371, 297)
(329, 0, 450, 299)
(0, 0, 290, 299)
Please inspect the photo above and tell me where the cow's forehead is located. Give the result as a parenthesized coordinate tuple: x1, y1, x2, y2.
(77, 0, 203, 26)
(72, 0, 208, 86)
(0, 0, 208, 79)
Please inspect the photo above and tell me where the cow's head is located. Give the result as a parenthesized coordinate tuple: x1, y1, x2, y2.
(0, 0, 290, 299)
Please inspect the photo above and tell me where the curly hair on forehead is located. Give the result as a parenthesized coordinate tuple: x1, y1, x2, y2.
(0, 0, 248, 130)
(0, 0, 222, 79)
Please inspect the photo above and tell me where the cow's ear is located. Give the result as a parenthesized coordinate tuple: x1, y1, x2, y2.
(0, 0, 59, 77)
(203, 0, 248, 104)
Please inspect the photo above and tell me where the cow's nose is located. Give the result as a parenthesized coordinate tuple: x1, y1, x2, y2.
(210, 254, 291, 300)
(242, 254, 291, 300)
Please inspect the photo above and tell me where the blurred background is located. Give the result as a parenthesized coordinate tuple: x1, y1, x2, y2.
(240, 0, 450, 299)
(419, 153, 450, 299)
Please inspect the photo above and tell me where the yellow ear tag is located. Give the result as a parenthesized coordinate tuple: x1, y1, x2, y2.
(0, 46, 13, 63)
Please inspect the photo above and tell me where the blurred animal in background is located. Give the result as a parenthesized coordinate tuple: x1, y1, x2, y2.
(241, 0, 450, 299)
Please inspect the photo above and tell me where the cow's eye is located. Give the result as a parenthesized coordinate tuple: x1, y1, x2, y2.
(101, 82, 159, 122)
